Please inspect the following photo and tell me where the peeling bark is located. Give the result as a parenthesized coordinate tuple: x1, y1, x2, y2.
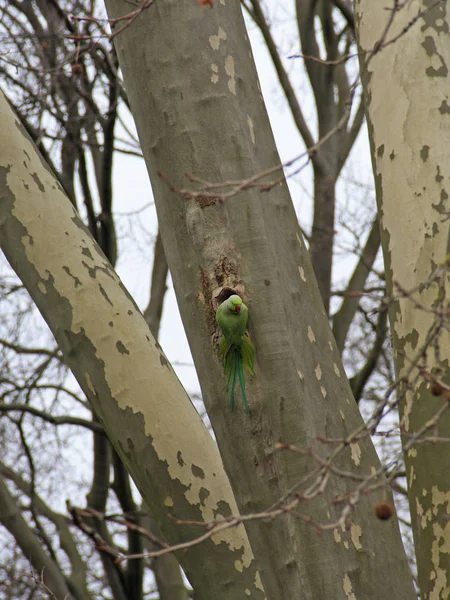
(103, 0, 416, 597)
(356, 1, 450, 597)
(0, 91, 262, 600)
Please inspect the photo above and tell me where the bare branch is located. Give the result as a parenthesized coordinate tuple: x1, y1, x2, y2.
(0, 403, 102, 432)
(332, 217, 381, 353)
(0, 475, 74, 600)
(243, 0, 318, 164)
(336, 93, 365, 176)
(0, 462, 90, 598)
(331, 0, 354, 29)
(143, 230, 169, 339)
(349, 305, 389, 402)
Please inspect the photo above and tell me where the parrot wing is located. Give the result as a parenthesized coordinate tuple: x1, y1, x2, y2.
(242, 334, 256, 376)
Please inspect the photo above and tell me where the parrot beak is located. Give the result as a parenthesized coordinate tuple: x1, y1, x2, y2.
(236, 305, 241, 312)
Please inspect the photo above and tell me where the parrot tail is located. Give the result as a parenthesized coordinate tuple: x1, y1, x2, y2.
(219, 337, 253, 414)
(237, 354, 250, 414)
(228, 349, 238, 412)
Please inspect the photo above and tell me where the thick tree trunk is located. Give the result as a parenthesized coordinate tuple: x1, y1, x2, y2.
(103, 0, 416, 597)
(0, 91, 262, 600)
(356, 2, 450, 598)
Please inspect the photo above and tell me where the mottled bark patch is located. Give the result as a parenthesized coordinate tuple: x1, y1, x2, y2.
(98, 283, 113, 305)
(30, 171, 45, 191)
(420, 145, 430, 161)
(439, 100, 450, 114)
(116, 340, 130, 355)
(160, 353, 170, 368)
(62, 266, 81, 287)
(177, 451, 185, 466)
(191, 464, 205, 479)
(213, 499, 233, 519)
(199, 487, 210, 506)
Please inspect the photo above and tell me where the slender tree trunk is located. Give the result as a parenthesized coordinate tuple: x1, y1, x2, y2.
(333, 218, 381, 354)
(144, 229, 169, 339)
(140, 505, 189, 600)
(104, 0, 416, 597)
(310, 165, 336, 314)
(356, 2, 450, 598)
(296, 0, 340, 314)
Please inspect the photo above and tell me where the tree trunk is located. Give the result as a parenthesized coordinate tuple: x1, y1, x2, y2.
(356, 2, 450, 598)
(310, 165, 337, 314)
(104, 0, 416, 597)
(0, 90, 262, 600)
(144, 229, 169, 339)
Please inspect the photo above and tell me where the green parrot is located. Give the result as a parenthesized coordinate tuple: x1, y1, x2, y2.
(216, 294, 255, 414)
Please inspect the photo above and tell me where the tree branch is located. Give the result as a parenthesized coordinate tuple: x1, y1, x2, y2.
(111, 452, 144, 600)
(140, 503, 190, 600)
(332, 217, 381, 353)
(336, 93, 366, 176)
(349, 305, 388, 403)
(0, 474, 74, 600)
(331, 0, 354, 29)
(244, 0, 319, 163)
(143, 230, 169, 339)
(0, 403, 103, 432)
(86, 418, 128, 600)
(0, 462, 90, 600)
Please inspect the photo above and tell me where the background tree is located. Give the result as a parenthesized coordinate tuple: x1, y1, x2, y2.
(0, 1, 180, 597)
(356, 0, 450, 597)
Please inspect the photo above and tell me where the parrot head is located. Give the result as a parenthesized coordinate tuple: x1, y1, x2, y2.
(227, 294, 243, 313)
